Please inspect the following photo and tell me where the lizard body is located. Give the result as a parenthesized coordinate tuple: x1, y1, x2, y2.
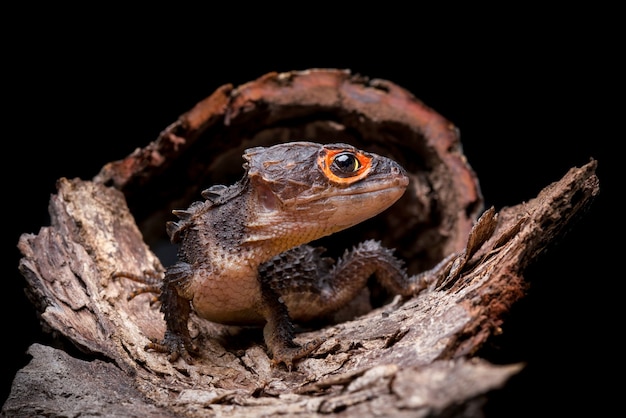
(117, 141, 426, 368)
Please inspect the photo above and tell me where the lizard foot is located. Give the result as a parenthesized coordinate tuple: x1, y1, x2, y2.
(270, 338, 324, 371)
(145, 331, 198, 364)
(111, 270, 162, 302)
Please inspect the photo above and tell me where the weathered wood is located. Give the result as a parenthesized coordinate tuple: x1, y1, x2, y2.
(4, 69, 599, 417)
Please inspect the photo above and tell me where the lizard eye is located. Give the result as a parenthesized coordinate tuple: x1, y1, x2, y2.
(330, 152, 361, 177)
(318, 147, 373, 184)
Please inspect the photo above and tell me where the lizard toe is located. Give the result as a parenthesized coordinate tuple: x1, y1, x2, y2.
(271, 338, 324, 370)
(145, 335, 198, 364)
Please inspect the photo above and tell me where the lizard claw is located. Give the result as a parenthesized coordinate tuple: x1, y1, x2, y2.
(270, 338, 324, 371)
(145, 333, 198, 364)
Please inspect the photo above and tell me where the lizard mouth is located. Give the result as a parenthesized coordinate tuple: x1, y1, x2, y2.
(313, 170, 410, 221)
(331, 168, 409, 197)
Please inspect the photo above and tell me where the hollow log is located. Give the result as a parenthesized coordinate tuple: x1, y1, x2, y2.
(5, 69, 599, 417)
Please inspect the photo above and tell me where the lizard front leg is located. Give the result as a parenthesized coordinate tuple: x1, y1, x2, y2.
(258, 282, 323, 370)
(146, 262, 199, 363)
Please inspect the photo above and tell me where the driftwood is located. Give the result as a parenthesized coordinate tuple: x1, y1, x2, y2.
(5, 69, 599, 417)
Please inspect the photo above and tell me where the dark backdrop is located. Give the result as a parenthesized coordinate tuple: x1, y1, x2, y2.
(4, 12, 617, 417)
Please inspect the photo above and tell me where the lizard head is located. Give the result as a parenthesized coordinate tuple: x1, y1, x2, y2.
(242, 141, 409, 247)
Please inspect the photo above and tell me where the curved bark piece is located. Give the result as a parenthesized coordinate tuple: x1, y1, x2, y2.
(6, 69, 599, 417)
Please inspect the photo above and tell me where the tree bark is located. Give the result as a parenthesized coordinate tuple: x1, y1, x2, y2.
(4, 69, 599, 417)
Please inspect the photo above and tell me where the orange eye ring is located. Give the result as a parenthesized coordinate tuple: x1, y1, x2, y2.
(318, 148, 373, 184)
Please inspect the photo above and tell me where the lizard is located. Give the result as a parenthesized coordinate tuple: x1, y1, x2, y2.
(115, 141, 434, 369)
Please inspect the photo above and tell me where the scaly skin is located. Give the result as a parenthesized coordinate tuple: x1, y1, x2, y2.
(116, 141, 422, 369)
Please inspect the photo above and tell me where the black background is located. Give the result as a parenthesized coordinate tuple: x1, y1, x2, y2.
(4, 10, 618, 417)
